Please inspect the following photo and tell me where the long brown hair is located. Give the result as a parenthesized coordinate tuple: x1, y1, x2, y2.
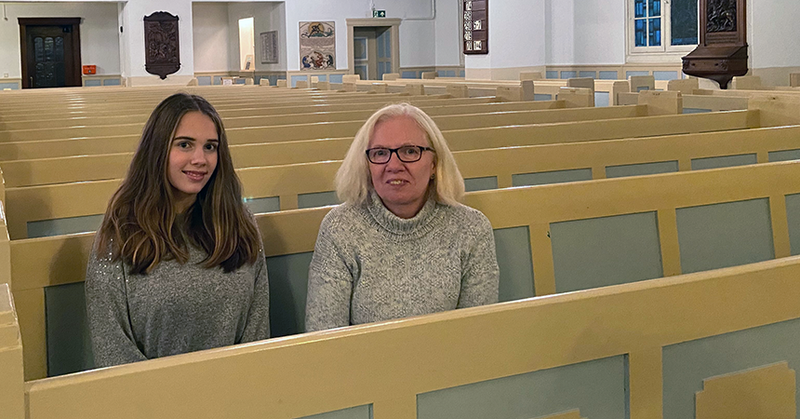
(96, 93, 261, 274)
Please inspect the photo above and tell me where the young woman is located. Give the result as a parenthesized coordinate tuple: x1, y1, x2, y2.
(86, 93, 269, 367)
(305, 103, 499, 331)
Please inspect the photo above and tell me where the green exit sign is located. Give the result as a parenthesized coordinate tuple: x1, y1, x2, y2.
(373, 10, 386, 17)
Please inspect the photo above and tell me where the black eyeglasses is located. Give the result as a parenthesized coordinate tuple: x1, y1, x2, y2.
(365, 146, 435, 164)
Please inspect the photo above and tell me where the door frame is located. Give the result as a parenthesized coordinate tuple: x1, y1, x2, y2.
(346, 18, 400, 77)
(19, 17, 82, 88)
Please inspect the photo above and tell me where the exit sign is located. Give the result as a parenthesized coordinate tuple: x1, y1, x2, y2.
(373, 10, 386, 17)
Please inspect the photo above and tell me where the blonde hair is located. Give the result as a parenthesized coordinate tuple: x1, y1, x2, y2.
(335, 103, 465, 206)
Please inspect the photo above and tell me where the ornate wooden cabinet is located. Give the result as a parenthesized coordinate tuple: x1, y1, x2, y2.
(682, 0, 748, 89)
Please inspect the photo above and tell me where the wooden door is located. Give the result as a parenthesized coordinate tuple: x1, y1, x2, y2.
(19, 18, 82, 89)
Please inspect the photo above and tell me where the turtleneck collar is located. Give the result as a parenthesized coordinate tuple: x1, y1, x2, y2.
(366, 190, 442, 239)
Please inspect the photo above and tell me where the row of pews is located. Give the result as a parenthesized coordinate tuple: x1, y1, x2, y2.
(2, 79, 800, 419)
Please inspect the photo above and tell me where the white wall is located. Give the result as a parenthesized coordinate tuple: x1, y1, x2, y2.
(434, 0, 461, 67)
(748, 0, 800, 69)
(226, 2, 286, 72)
(118, 0, 195, 81)
(0, 2, 120, 79)
(465, 0, 546, 73)
(193, 3, 231, 72)
(283, 0, 434, 70)
(547, 0, 624, 65)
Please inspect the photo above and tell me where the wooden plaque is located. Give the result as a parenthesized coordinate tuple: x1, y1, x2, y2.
(144, 11, 180, 79)
(463, 0, 488, 55)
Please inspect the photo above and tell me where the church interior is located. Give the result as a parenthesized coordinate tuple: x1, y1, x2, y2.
(3, 0, 800, 418)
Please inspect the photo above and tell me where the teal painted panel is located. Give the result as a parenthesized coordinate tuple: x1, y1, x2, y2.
(682, 108, 712, 114)
(599, 71, 618, 80)
(459, 70, 465, 77)
(769, 149, 800, 162)
(676, 198, 774, 273)
(493, 227, 535, 301)
(299, 405, 373, 419)
(245, 197, 280, 214)
(534, 94, 553, 101)
(103, 78, 121, 86)
(690, 153, 757, 170)
(579, 71, 596, 79)
(546, 71, 559, 79)
(234, 78, 246, 85)
(605, 160, 679, 178)
(267, 252, 314, 337)
(197, 76, 212, 86)
(784, 193, 800, 255)
(402, 71, 418, 79)
(560, 71, 577, 79)
(45, 282, 94, 376)
(550, 212, 663, 293)
(298, 191, 339, 209)
(329, 74, 343, 84)
(291, 75, 308, 88)
(512, 168, 592, 187)
(213, 75, 223, 85)
(654, 71, 678, 80)
(417, 355, 627, 419)
(663, 317, 800, 419)
(28, 214, 104, 238)
(84, 80, 102, 87)
(316, 75, 328, 82)
(0, 82, 19, 90)
(595, 92, 610, 107)
(626, 71, 649, 78)
(464, 176, 498, 192)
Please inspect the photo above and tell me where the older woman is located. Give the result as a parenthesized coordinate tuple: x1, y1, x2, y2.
(305, 103, 499, 332)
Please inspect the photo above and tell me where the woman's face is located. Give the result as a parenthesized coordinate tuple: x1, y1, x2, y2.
(367, 116, 435, 219)
(167, 111, 219, 212)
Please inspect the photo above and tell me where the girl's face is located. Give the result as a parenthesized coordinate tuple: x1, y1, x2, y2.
(167, 111, 219, 212)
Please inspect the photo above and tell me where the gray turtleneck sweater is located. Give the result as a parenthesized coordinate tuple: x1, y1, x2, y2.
(85, 240, 270, 368)
(305, 194, 499, 332)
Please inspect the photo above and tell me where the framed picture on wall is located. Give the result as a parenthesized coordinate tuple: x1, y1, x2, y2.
(463, 0, 488, 54)
(260, 31, 279, 64)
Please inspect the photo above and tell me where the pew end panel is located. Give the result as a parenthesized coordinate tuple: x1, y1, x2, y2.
(0, 282, 24, 419)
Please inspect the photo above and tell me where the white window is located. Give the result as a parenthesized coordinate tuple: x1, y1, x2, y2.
(627, 0, 698, 62)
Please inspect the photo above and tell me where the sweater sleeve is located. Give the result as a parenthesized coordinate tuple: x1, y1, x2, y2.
(305, 212, 354, 332)
(458, 212, 500, 308)
(240, 246, 271, 343)
(84, 244, 148, 367)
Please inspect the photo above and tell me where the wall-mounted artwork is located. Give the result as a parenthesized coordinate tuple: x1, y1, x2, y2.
(143, 11, 180, 79)
(463, 0, 488, 54)
(260, 31, 279, 64)
(299, 21, 335, 70)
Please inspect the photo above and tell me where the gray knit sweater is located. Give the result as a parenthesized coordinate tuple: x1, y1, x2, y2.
(305, 193, 499, 332)
(85, 239, 270, 368)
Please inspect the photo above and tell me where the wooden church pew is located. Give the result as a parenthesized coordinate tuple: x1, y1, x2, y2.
(0, 108, 759, 162)
(7, 122, 800, 241)
(0, 104, 652, 184)
(10, 159, 800, 379)
(0, 98, 568, 132)
(1, 109, 767, 240)
(0, 104, 649, 143)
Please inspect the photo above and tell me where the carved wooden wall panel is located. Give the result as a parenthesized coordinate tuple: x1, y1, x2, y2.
(144, 12, 180, 79)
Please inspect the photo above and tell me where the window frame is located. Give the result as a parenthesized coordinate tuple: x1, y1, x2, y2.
(626, 0, 698, 63)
